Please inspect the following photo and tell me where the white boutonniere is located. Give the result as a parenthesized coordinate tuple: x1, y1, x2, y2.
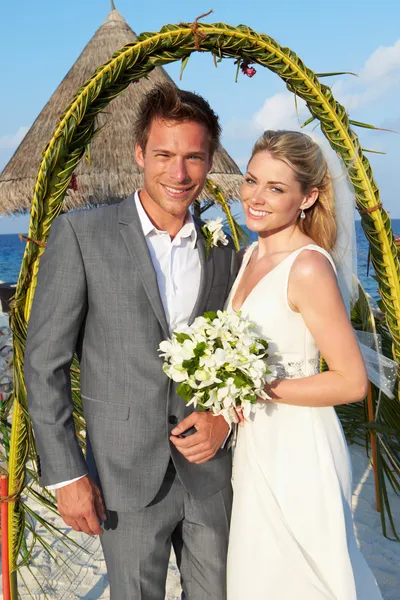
(201, 217, 229, 259)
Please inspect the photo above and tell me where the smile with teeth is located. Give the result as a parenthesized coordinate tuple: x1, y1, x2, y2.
(163, 185, 193, 196)
(248, 206, 271, 218)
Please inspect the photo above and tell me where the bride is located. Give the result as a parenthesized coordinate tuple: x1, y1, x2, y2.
(226, 130, 382, 599)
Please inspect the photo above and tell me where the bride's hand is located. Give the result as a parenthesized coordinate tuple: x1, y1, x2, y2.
(233, 406, 246, 426)
(262, 380, 280, 402)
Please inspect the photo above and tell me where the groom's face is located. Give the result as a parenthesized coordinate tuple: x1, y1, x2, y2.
(135, 118, 212, 225)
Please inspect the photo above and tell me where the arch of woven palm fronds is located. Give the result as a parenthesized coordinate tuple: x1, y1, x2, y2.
(5, 18, 400, 592)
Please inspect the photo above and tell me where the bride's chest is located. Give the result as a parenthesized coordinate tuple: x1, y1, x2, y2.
(234, 273, 306, 337)
(232, 260, 285, 311)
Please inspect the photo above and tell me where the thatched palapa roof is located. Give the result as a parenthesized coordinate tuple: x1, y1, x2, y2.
(0, 4, 243, 215)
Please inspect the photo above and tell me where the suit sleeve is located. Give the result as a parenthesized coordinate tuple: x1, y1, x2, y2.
(24, 214, 88, 487)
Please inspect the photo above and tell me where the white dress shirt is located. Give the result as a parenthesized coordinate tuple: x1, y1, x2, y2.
(48, 191, 202, 489)
(134, 191, 201, 333)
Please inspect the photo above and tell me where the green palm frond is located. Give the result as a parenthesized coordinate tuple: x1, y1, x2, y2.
(7, 399, 29, 570)
(230, 218, 252, 247)
(4, 18, 399, 591)
(348, 119, 399, 134)
(205, 179, 241, 251)
(315, 71, 358, 78)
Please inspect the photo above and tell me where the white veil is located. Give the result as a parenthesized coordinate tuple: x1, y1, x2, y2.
(307, 133, 397, 399)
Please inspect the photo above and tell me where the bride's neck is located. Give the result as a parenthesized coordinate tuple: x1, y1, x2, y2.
(257, 224, 301, 258)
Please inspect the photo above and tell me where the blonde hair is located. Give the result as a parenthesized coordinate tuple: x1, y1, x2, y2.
(250, 130, 337, 252)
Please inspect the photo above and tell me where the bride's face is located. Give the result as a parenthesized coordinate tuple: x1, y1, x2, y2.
(241, 150, 318, 234)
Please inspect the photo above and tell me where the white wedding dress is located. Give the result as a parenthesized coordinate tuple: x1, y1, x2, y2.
(226, 243, 382, 600)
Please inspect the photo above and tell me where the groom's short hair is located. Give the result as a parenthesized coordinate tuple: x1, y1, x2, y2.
(134, 83, 221, 155)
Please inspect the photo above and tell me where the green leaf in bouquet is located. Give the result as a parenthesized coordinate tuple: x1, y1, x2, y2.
(257, 339, 269, 352)
(176, 382, 193, 402)
(182, 359, 197, 374)
(217, 369, 230, 382)
(243, 393, 258, 404)
(194, 342, 207, 356)
(175, 332, 191, 344)
(203, 311, 217, 321)
(234, 373, 250, 387)
(202, 389, 210, 403)
(215, 337, 223, 349)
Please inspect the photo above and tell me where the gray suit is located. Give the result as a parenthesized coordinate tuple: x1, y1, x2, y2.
(25, 194, 237, 599)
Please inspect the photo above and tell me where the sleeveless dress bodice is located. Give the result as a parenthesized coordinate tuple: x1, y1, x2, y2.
(229, 242, 326, 380)
(226, 243, 382, 600)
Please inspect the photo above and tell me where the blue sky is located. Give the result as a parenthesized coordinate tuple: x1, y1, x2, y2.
(1, 0, 399, 233)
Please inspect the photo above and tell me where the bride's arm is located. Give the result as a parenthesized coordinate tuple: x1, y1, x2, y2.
(266, 250, 368, 407)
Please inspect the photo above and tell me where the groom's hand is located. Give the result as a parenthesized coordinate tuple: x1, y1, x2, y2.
(56, 475, 106, 536)
(170, 413, 229, 464)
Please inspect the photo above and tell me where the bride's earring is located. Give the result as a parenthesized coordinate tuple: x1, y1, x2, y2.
(300, 209, 306, 220)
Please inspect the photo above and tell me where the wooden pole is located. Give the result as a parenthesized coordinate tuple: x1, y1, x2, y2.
(366, 382, 381, 512)
(1, 475, 11, 600)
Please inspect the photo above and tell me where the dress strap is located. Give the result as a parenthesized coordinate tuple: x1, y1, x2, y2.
(227, 243, 257, 310)
(234, 243, 257, 287)
(242, 242, 257, 268)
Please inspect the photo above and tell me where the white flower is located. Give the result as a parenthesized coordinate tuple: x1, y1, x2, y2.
(159, 337, 196, 365)
(242, 402, 254, 420)
(158, 338, 179, 357)
(190, 316, 209, 332)
(203, 218, 229, 248)
(180, 339, 196, 360)
(163, 363, 188, 383)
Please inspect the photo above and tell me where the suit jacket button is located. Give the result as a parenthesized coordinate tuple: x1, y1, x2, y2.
(168, 415, 178, 425)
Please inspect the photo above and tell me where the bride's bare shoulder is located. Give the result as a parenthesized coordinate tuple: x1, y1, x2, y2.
(291, 249, 336, 283)
(288, 250, 340, 312)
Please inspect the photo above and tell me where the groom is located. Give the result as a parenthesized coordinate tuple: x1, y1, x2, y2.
(24, 83, 237, 599)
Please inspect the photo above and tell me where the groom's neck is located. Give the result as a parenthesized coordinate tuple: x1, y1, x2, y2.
(138, 189, 188, 239)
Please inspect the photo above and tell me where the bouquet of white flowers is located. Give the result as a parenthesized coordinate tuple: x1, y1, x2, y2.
(159, 310, 273, 424)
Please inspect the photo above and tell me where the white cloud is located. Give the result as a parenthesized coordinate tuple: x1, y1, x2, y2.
(253, 92, 308, 131)
(0, 126, 29, 150)
(224, 91, 310, 143)
(361, 39, 400, 83)
(331, 38, 400, 111)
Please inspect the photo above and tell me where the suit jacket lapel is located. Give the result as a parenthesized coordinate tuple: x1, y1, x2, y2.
(188, 226, 214, 325)
(118, 195, 169, 337)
